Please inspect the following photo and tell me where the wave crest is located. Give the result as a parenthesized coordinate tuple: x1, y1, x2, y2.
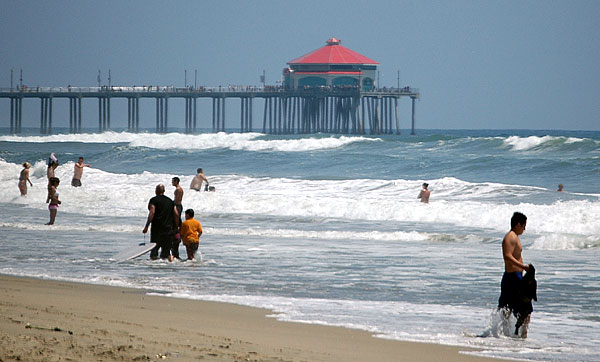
(503, 135, 599, 151)
(0, 131, 377, 152)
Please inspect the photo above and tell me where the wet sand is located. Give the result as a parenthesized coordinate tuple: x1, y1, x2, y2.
(0, 275, 516, 362)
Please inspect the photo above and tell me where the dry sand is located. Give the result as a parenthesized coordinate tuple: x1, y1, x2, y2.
(0, 275, 515, 362)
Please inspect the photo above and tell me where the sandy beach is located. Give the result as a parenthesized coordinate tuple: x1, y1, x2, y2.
(0, 275, 518, 362)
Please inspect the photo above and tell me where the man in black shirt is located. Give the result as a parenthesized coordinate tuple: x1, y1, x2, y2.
(143, 184, 180, 260)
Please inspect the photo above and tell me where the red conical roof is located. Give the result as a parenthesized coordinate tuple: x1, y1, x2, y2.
(288, 38, 379, 65)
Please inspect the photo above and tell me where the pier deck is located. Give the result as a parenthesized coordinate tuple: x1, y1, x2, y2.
(1, 86, 420, 135)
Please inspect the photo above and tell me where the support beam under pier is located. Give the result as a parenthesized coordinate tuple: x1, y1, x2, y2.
(40, 97, 47, 134)
(156, 97, 168, 133)
(395, 98, 400, 135)
(98, 97, 110, 132)
(69, 97, 82, 133)
(411, 97, 416, 136)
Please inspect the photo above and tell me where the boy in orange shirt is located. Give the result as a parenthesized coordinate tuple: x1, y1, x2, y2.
(180, 209, 203, 260)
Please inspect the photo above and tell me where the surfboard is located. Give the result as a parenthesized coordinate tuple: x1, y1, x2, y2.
(113, 242, 157, 262)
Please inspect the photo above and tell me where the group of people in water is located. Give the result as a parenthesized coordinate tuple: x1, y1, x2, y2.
(17, 155, 567, 337)
(19, 155, 211, 260)
(143, 168, 211, 261)
(139, 170, 540, 336)
(19, 153, 90, 225)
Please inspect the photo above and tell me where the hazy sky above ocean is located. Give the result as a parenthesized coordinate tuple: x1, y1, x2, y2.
(1, 0, 599, 131)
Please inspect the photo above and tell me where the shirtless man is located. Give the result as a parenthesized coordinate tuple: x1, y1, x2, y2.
(71, 157, 90, 187)
(418, 183, 430, 203)
(498, 212, 532, 337)
(190, 168, 209, 191)
(172, 177, 184, 259)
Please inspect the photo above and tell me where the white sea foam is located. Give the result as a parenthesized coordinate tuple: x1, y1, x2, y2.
(130, 132, 377, 152)
(0, 131, 141, 144)
(0, 221, 140, 234)
(1, 160, 598, 250)
(503, 135, 590, 151)
(224, 135, 378, 152)
(213, 227, 432, 242)
(530, 233, 600, 250)
(0, 159, 49, 181)
(154, 291, 560, 360)
(0, 131, 377, 152)
(0, 220, 477, 245)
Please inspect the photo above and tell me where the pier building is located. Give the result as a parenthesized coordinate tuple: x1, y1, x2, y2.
(1, 38, 419, 135)
(283, 37, 378, 91)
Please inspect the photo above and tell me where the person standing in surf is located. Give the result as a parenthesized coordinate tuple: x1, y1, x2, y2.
(180, 209, 203, 260)
(46, 177, 61, 225)
(71, 157, 90, 187)
(498, 211, 532, 337)
(190, 168, 209, 191)
(18, 162, 33, 196)
(143, 184, 180, 261)
(171, 177, 184, 260)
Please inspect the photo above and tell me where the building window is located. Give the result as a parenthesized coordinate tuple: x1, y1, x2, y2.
(298, 77, 327, 87)
(332, 77, 358, 86)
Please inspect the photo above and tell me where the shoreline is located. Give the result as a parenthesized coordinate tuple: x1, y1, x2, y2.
(0, 274, 519, 362)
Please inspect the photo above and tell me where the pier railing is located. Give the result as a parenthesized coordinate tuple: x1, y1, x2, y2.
(0, 85, 419, 97)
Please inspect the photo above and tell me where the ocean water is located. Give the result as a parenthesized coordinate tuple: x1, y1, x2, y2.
(0, 128, 599, 361)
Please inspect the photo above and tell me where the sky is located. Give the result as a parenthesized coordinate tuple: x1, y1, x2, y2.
(1, 0, 599, 131)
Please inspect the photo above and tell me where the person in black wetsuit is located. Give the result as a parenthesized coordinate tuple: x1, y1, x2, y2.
(142, 184, 180, 261)
(498, 211, 533, 338)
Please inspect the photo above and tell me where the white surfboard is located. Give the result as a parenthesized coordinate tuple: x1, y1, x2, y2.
(113, 242, 157, 262)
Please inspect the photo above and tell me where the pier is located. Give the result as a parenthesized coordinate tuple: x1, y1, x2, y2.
(0, 86, 420, 135)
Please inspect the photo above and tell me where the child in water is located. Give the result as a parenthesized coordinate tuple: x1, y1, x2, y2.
(180, 209, 203, 260)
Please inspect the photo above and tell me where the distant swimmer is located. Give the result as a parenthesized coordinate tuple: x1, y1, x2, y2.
(172, 177, 184, 260)
(71, 156, 90, 187)
(143, 184, 180, 261)
(46, 177, 61, 225)
(557, 184, 564, 192)
(498, 212, 536, 338)
(18, 162, 33, 196)
(418, 183, 430, 203)
(190, 168, 209, 191)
